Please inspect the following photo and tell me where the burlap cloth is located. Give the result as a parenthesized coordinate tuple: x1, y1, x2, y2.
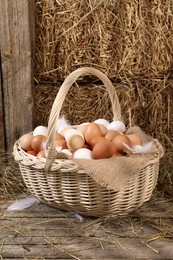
(59, 126, 163, 192)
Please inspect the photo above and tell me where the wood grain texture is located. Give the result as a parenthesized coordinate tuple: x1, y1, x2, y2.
(0, 61, 5, 151)
(1, 198, 173, 259)
(0, 0, 34, 152)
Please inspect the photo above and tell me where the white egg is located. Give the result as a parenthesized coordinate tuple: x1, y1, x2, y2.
(33, 126, 48, 137)
(73, 148, 93, 159)
(78, 122, 90, 126)
(58, 126, 68, 133)
(64, 129, 84, 142)
(61, 149, 73, 157)
(58, 126, 74, 136)
(107, 120, 126, 133)
(94, 118, 109, 128)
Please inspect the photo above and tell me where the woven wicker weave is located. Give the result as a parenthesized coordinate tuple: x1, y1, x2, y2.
(13, 67, 164, 217)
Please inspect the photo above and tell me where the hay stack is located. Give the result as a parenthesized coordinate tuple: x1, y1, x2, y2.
(34, 0, 173, 83)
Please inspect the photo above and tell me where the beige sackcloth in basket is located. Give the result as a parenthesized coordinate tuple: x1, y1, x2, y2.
(13, 67, 164, 217)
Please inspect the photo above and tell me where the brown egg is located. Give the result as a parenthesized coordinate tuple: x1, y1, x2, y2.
(90, 136, 107, 149)
(111, 151, 120, 158)
(26, 150, 37, 156)
(92, 140, 115, 159)
(67, 135, 85, 152)
(19, 133, 33, 151)
(83, 143, 90, 149)
(77, 124, 88, 135)
(31, 135, 47, 154)
(84, 123, 102, 143)
(112, 134, 131, 153)
(37, 150, 46, 158)
(55, 133, 65, 141)
(98, 124, 108, 136)
(126, 134, 142, 146)
(55, 139, 68, 149)
(105, 130, 121, 142)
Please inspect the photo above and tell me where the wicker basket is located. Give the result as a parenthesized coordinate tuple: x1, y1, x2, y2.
(13, 67, 164, 217)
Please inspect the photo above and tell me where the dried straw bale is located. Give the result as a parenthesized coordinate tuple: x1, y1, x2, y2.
(33, 83, 113, 126)
(34, 0, 173, 83)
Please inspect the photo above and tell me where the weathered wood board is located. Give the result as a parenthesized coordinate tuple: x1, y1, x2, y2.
(0, 0, 34, 152)
(1, 198, 173, 259)
(0, 63, 5, 151)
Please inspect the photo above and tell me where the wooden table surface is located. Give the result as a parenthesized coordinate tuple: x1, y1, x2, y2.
(1, 196, 173, 260)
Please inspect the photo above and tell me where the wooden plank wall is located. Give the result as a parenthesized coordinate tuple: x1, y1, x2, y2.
(0, 60, 5, 151)
(0, 0, 34, 152)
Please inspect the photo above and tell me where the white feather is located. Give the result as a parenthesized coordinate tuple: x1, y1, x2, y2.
(74, 213, 84, 222)
(56, 115, 71, 132)
(133, 141, 153, 154)
(7, 196, 40, 211)
(123, 143, 134, 153)
(55, 146, 63, 152)
(124, 141, 153, 154)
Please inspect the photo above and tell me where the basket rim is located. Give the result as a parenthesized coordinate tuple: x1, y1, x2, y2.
(13, 137, 164, 171)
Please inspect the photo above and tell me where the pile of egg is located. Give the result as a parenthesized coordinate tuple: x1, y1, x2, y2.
(19, 119, 142, 159)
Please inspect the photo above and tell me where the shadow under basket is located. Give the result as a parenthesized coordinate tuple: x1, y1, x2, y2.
(13, 67, 164, 217)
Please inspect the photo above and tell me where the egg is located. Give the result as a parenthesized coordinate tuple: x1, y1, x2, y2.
(61, 149, 73, 157)
(37, 150, 46, 158)
(94, 118, 109, 128)
(126, 134, 142, 146)
(78, 122, 90, 127)
(90, 136, 107, 149)
(55, 139, 68, 149)
(31, 135, 47, 154)
(73, 148, 93, 159)
(92, 140, 115, 159)
(105, 130, 121, 141)
(64, 129, 84, 142)
(19, 133, 33, 151)
(77, 124, 88, 135)
(111, 151, 120, 158)
(67, 135, 85, 152)
(58, 126, 74, 136)
(26, 150, 37, 156)
(33, 126, 48, 137)
(112, 134, 131, 153)
(98, 124, 108, 136)
(84, 122, 102, 143)
(55, 133, 65, 141)
(107, 120, 126, 133)
(83, 143, 90, 149)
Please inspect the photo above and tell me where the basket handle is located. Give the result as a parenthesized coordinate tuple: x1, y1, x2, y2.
(44, 67, 121, 171)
